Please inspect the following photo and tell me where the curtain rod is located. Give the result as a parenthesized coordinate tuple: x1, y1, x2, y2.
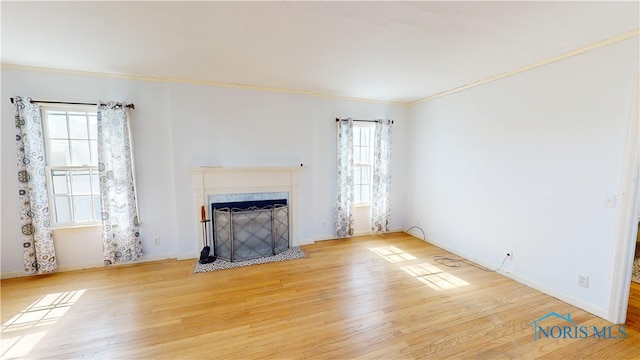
(335, 117, 394, 124)
(10, 97, 135, 109)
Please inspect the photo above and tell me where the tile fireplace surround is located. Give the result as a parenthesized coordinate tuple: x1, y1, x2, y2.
(188, 166, 303, 253)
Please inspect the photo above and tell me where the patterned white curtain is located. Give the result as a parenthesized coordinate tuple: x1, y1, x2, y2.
(97, 102, 143, 265)
(371, 119, 392, 232)
(14, 96, 57, 274)
(336, 118, 354, 237)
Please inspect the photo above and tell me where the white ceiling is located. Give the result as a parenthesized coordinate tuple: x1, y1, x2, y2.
(2, 1, 638, 103)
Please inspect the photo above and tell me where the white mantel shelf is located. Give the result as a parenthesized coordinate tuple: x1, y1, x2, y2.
(186, 166, 306, 172)
(188, 166, 303, 250)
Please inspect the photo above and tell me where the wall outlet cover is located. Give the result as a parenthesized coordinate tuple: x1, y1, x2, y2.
(577, 273, 589, 288)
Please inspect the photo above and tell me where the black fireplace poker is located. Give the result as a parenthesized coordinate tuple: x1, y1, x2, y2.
(199, 219, 217, 264)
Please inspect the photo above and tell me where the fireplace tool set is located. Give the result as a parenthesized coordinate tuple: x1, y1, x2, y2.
(199, 206, 216, 264)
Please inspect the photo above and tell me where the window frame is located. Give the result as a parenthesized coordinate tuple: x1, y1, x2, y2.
(41, 104, 102, 228)
(353, 122, 375, 207)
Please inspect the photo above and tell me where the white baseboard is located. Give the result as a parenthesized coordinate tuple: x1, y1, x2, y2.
(1, 270, 28, 280)
(314, 228, 406, 243)
(502, 268, 609, 322)
(297, 237, 316, 246)
(177, 253, 197, 261)
(313, 235, 336, 242)
(406, 231, 611, 323)
(1, 254, 178, 279)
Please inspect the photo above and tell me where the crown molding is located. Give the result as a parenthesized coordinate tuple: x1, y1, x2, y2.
(0, 63, 168, 83)
(312, 92, 406, 106)
(165, 76, 314, 96)
(1, 63, 406, 106)
(408, 28, 640, 106)
(4, 28, 638, 108)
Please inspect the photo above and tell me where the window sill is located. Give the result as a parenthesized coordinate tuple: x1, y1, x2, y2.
(354, 204, 372, 208)
(52, 223, 102, 233)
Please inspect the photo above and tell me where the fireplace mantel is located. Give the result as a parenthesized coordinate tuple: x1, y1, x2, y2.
(187, 166, 305, 172)
(187, 166, 304, 250)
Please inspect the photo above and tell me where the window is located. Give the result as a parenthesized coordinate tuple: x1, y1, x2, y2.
(353, 123, 374, 205)
(42, 106, 101, 226)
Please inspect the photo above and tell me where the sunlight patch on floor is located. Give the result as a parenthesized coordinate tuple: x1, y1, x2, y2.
(370, 246, 470, 290)
(370, 246, 417, 263)
(1, 289, 86, 359)
(401, 263, 469, 291)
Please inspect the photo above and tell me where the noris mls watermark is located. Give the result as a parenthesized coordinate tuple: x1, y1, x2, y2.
(532, 312, 626, 341)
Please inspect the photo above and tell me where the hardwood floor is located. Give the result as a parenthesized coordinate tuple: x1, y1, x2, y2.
(2, 233, 639, 359)
(627, 281, 640, 331)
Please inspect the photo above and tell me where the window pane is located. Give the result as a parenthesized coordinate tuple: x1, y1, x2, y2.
(362, 183, 370, 202)
(74, 196, 92, 222)
(361, 166, 371, 184)
(361, 146, 370, 164)
(88, 115, 98, 139)
(47, 113, 68, 138)
(353, 127, 361, 146)
(93, 195, 101, 221)
(353, 146, 361, 164)
(353, 125, 374, 165)
(70, 140, 91, 166)
(51, 169, 70, 195)
(90, 140, 98, 163)
(68, 114, 89, 139)
(54, 197, 72, 223)
(71, 169, 92, 194)
(50, 140, 71, 165)
(90, 170, 100, 194)
(362, 127, 370, 146)
(355, 165, 371, 204)
(354, 166, 362, 185)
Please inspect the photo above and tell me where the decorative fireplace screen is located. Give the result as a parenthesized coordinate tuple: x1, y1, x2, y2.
(213, 202, 289, 262)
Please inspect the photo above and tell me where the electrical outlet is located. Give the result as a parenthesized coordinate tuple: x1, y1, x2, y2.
(506, 251, 513, 261)
(154, 237, 160, 246)
(577, 273, 589, 288)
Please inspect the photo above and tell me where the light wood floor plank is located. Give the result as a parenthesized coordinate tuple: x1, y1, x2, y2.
(2, 233, 639, 359)
(627, 280, 640, 330)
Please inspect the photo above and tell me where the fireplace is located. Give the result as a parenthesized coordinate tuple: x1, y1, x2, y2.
(211, 196, 289, 262)
(188, 166, 302, 259)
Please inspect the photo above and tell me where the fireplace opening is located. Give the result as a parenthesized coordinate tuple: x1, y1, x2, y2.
(212, 199, 289, 262)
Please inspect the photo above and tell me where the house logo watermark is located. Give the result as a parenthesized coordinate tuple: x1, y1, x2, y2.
(532, 312, 626, 341)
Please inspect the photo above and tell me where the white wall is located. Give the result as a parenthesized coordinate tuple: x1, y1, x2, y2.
(167, 83, 315, 258)
(406, 38, 638, 320)
(1, 69, 409, 273)
(167, 83, 409, 257)
(1, 69, 178, 274)
(310, 97, 409, 240)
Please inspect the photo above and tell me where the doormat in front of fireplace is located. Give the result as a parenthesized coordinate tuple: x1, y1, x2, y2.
(193, 247, 306, 273)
